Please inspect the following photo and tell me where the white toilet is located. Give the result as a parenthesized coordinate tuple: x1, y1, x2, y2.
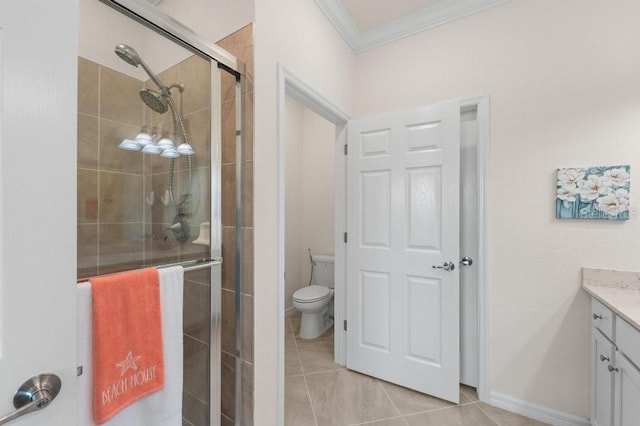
(293, 255, 334, 339)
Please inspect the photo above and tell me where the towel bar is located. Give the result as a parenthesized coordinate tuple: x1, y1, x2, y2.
(77, 258, 222, 283)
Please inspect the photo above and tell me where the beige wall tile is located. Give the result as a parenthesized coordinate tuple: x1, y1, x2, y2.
(222, 226, 236, 291)
(78, 169, 98, 224)
(184, 279, 211, 343)
(99, 66, 143, 126)
(182, 108, 211, 167)
(243, 92, 253, 162)
(216, 24, 254, 83)
(221, 163, 236, 226)
(77, 224, 98, 279)
(184, 335, 210, 402)
(182, 391, 209, 426)
(99, 171, 143, 223)
(242, 361, 254, 425)
(78, 113, 99, 169)
(78, 57, 99, 116)
(221, 351, 236, 420)
(147, 222, 180, 266)
(221, 288, 236, 354)
(221, 99, 236, 165)
(98, 223, 144, 275)
(175, 166, 211, 227)
(145, 66, 177, 126)
(242, 161, 253, 227)
(241, 227, 254, 295)
(176, 55, 211, 115)
(184, 266, 211, 285)
(242, 294, 253, 363)
(220, 71, 237, 103)
(99, 118, 144, 174)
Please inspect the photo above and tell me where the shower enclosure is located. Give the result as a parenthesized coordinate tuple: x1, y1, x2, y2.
(77, 0, 249, 424)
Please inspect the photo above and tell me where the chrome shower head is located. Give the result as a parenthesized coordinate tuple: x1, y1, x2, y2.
(115, 44, 141, 67)
(114, 44, 169, 94)
(140, 89, 168, 114)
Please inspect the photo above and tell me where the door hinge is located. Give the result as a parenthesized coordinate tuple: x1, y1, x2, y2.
(343, 232, 348, 243)
(344, 144, 348, 155)
(344, 320, 347, 331)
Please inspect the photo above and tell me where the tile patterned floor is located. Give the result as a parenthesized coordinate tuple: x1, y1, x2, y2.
(285, 312, 548, 426)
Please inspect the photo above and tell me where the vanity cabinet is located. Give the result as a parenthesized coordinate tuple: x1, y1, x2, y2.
(590, 298, 640, 426)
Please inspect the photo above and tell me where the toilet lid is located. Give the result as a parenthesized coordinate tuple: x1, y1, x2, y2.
(293, 285, 330, 303)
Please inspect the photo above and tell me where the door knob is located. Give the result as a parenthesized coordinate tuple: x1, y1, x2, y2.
(432, 261, 455, 272)
(460, 257, 473, 266)
(600, 354, 610, 362)
(0, 374, 61, 425)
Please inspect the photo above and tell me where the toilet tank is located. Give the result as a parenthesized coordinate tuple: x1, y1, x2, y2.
(312, 255, 334, 288)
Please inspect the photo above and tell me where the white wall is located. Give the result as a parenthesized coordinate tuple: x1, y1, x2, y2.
(301, 106, 336, 284)
(157, 0, 254, 44)
(285, 98, 305, 309)
(285, 98, 337, 311)
(354, 0, 640, 419)
(254, 0, 356, 421)
(80, 0, 191, 78)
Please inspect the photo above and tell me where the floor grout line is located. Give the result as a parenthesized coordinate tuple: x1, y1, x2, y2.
(474, 401, 502, 426)
(376, 378, 406, 421)
(303, 374, 320, 426)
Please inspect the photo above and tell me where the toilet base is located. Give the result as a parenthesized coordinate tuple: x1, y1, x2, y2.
(299, 309, 334, 339)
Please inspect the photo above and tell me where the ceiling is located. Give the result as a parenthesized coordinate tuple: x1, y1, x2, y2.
(314, 0, 512, 53)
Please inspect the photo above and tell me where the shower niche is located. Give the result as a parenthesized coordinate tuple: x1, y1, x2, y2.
(77, 0, 251, 424)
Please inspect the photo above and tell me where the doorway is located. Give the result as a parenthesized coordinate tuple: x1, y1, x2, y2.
(277, 65, 490, 423)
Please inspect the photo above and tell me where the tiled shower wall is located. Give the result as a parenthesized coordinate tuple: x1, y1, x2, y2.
(77, 55, 215, 425)
(77, 55, 210, 278)
(217, 24, 255, 426)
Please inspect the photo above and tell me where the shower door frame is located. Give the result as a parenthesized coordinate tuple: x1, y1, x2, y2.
(97, 1, 247, 424)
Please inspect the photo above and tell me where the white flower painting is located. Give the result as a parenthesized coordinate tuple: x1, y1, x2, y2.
(556, 165, 631, 220)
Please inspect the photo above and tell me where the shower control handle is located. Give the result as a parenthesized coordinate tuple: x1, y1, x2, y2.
(164, 214, 190, 243)
(0, 374, 61, 425)
(432, 261, 455, 272)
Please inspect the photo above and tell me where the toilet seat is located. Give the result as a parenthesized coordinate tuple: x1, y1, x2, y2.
(293, 285, 331, 303)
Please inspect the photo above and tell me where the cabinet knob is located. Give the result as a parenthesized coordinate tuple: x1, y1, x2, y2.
(593, 313, 603, 320)
(608, 365, 619, 373)
(600, 354, 610, 362)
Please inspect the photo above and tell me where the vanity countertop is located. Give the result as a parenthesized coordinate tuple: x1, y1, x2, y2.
(583, 267, 640, 331)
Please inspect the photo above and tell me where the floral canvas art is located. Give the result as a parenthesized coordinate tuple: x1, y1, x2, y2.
(556, 165, 630, 220)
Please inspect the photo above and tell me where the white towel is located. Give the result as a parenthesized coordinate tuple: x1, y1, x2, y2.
(78, 266, 184, 425)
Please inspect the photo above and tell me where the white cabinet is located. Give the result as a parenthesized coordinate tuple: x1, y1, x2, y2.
(590, 298, 640, 426)
(591, 328, 615, 426)
(613, 352, 640, 426)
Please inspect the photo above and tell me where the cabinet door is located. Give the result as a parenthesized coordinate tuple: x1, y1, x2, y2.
(614, 352, 640, 426)
(592, 328, 615, 426)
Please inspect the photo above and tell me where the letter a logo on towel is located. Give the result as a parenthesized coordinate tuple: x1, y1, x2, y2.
(91, 269, 165, 424)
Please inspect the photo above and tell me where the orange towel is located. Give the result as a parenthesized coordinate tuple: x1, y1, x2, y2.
(90, 268, 165, 424)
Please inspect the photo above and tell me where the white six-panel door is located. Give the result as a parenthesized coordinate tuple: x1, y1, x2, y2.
(346, 101, 460, 403)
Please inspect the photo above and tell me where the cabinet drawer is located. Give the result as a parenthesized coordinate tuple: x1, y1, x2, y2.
(617, 317, 640, 368)
(592, 298, 615, 340)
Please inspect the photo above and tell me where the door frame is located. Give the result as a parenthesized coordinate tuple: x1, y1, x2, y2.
(275, 64, 492, 424)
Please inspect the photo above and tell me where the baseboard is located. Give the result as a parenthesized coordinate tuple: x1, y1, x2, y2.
(489, 392, 590, 426)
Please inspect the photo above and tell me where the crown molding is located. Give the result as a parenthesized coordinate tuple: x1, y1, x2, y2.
(315, 0, 512, 53)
